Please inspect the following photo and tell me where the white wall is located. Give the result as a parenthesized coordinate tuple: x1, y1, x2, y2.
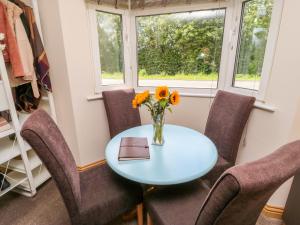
(37, 0, 81, 162)
(38, 0, 300, 207)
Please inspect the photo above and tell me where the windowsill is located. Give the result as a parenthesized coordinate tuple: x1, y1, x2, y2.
(86, 93, 276, 112)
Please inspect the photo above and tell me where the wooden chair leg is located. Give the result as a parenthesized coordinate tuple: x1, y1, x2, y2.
(137, 203, 144, 225)
(147, 213, 153, 225)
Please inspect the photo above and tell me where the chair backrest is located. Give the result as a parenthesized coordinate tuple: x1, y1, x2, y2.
(102, 88, 141, 138)
(21, 109, 81, 221)
(205, 90, 255, 164)
(196, 140, 300, 225)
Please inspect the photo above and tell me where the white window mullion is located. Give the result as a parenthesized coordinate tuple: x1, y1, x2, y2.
(224, 0, 243, 95)
(130, 12, 139, 90)
(217, 0, 237, 91)
(123, 10, 132, 88)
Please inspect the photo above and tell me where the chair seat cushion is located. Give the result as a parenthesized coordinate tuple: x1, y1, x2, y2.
(145, 180, 210, 225)
(202, 156, 232, 186)
(79, 164, 142, 225)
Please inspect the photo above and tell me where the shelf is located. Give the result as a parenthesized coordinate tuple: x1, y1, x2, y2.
(0, 138, 21, 164)
(17, 165, 50, 191)
(18, 97, 51, 126)
(1, 150, 42, 173)
(0, 137, 32, 165)
(0, 171, 28, 197)
(18, 112, 30, 127)
(0, 80, 9, 111)
(0, 124, 15, 139)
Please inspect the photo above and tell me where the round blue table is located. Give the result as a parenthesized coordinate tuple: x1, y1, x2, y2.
(105, 124, 218, 185)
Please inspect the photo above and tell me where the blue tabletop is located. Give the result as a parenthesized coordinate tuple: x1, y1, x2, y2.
(105, 124, 218, 185)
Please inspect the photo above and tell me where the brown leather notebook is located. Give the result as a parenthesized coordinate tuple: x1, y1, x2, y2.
(118, 137, 150, 161)
(120, 137, 148, 147)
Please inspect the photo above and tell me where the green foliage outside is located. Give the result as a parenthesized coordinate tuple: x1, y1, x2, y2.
(98, 0, 273, 83)
(136, 9, 225, 77)
(236, 0, 273, 76)
(97, 11, 124, 75)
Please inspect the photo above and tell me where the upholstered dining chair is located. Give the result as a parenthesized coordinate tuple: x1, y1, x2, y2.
(203, 90, 255, 185)
(103, 88, 141, 138)
(21, 109, 143, 225)
(145, 140, 300, 225)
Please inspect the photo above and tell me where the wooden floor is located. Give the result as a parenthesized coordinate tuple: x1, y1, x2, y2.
(0, 179, 284, 225)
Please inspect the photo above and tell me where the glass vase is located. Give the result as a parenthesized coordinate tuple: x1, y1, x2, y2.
(152, 113, 165, 145)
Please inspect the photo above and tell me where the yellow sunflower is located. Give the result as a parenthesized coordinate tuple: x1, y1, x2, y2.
(141, 90, 150, 101)
(170, 91, 180, 105)
(132, 90, 150, 108)
(132, 99, 138, 109)
(155, 86, 169, 100)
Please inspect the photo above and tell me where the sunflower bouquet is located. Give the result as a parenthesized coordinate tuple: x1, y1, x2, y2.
(132, 86, 180, 145)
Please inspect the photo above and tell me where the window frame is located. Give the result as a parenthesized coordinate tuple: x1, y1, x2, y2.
(88, 4, 132, 93)
(87, 0, 283, 100)
(130, 1, 232, 96)
(224, 0, 284, 100)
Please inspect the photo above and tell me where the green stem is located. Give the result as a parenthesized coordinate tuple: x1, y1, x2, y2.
(153, 112, 164, 145)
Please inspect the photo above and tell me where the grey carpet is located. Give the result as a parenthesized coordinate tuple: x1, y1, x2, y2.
(0, 179, 283, 225)
(0, 180, 136, 225)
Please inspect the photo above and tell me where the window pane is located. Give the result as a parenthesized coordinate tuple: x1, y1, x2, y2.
(96, 11, 124, 85)
(136, 9, 226, 88)
(233, 0, 274, 90)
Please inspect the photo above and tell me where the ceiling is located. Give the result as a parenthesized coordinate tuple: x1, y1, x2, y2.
(87, 0, 221, 9)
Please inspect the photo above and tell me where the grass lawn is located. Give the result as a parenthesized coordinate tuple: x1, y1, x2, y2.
(102, 72, 261, 81)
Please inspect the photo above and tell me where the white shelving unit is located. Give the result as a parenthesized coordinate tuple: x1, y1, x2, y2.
(0, 55, 53, 198)
(0, 138, 30, 165)
(0, 50, 35, 197)
(15, 166, 50, 192)
(1, 172, 28, 197)
(2, 150, 42, 173)
(0, 0, 55, 197)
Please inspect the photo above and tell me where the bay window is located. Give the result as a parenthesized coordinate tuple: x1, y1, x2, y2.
(88, 0, 283, 100)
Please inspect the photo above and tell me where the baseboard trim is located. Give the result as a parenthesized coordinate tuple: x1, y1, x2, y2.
(77, 159, 106, 172)
(262, 205, 284, 220)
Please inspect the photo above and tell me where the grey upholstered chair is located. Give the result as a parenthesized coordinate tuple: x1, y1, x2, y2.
(203, 90, 255, 185)
(102, 88, 141, 138)
(145, 140, 300, 225)
(21, 109, 143, 225)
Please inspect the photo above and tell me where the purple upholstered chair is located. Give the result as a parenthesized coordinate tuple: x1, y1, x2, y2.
(21, 109, 143, 225)
(145, 140, 300, 225)
(203, 90, 255, 185)
(102, 89, 141, 138)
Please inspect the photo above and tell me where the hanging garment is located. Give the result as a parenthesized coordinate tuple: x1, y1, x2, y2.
(19, 9, 30, 37)
(0, 2, 24, 77)
(1, 0, 39, 98)
(11, 0, 52, 92)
